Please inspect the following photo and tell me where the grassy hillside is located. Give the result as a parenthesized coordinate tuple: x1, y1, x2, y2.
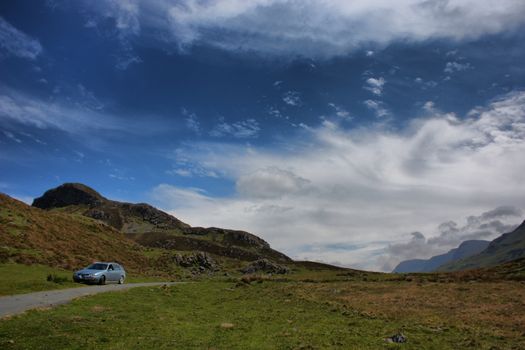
(0, 193, 150, 273)
(439, 221, 525, 271)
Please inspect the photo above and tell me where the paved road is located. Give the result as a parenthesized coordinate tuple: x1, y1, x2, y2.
(0, 282, 177, 318)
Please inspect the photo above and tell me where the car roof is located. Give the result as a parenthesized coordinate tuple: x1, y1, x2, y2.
(91, 262, 122, 265)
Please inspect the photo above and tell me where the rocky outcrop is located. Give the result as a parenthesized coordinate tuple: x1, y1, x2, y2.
(158, 251, 218, 272)
(173, 252, 217, 270)
(240, 259, 290, 274)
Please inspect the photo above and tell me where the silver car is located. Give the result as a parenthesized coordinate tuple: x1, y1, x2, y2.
(73, 262, 126, 285)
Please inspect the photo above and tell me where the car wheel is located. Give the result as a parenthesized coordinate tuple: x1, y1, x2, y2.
(99, 275, 106, 285)
(118, 276, 124, 284)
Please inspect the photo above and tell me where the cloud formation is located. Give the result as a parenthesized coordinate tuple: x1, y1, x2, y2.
(152, 90, 525, 271)
(0, 16, 42, 60)
(364, 77, 386, 96)
(79, 0, 525, 57)
(282, 91, 302, 106)
(444, 61, 473, 74)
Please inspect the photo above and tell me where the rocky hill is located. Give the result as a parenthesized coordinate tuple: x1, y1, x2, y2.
(393, 240, 489, 273)
(32, 183, 291, 264)
(439, 220, 525, 271)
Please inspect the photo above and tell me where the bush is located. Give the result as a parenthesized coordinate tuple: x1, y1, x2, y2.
(46, 274, 69, 284)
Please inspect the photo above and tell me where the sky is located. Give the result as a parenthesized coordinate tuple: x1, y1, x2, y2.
(1, 0, 525, 271)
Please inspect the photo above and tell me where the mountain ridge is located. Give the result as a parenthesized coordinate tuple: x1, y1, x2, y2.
(439, 220, 525, 271)
(393, 240, 490, 273)
(31, 183, 291, 263)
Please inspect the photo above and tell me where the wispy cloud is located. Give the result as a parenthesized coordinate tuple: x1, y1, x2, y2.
(0, 16, 42, 60)
(151, 90, 525, 271)
(2, 130, 22, 143)
(0, 86, 173, 143)
(68, 1, 525, 58)
(77, 0, 142, 69)
(363, 99, 389, 118)
(210, 118, 260, 138)
(182, 108, 200, 134)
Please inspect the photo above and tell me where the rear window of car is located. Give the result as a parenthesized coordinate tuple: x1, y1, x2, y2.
(87, 263, 108, 270)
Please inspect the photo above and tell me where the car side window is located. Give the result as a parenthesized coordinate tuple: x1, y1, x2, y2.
(108, 264, 114, 271)
(114, 264, 120, 270)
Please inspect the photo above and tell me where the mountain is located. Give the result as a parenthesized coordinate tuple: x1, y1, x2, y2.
(31, 183, 291, 264)
(393, 240, 490, 273)
(439, 220, 525, 271)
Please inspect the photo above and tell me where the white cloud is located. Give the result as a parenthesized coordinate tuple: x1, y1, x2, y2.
(364, 99, 389, 118)
(444, 61, 473, 74)
(423, 101, 436, 112)
(73, 1, 525, 58)
(151, 90, 525, 271)
(282, 91, 302, 106)
(236, 167, 310, 199)
(210, 118, 260, 138)
(364, 77, 386, 96)
(0, 16, 42, 60)
(328, 103, 351, 119)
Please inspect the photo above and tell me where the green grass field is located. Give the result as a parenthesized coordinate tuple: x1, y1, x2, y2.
(1, 278, 524, 349)
(0, 263, 79, 296)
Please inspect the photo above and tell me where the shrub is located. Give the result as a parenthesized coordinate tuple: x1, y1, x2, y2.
(46, 274, 69, 284)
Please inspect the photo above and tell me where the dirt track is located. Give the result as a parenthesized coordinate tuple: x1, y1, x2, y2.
(0, 282, 177, 318)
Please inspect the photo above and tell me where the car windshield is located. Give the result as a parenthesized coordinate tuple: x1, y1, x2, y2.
(86, 263, 108, 270)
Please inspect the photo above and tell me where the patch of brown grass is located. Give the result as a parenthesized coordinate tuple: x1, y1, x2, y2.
(289, 280, 525, 339)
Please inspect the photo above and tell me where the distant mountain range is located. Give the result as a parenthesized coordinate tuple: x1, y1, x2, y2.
(394, 220, 525, 273)
(393, 240, 489, 273)
(439, 220, 525, 271)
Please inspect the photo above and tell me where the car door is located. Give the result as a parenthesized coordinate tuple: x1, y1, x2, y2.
(107, 264, 117, 281)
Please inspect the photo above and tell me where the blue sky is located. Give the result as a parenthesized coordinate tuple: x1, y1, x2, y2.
(1, 0, 525, 271)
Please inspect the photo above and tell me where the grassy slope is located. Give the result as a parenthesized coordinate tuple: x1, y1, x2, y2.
(0, 194, 150, 272)
(1, 279, 524, 349)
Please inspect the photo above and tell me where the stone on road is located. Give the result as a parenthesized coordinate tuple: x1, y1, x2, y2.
(0, 282, 177, 318)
